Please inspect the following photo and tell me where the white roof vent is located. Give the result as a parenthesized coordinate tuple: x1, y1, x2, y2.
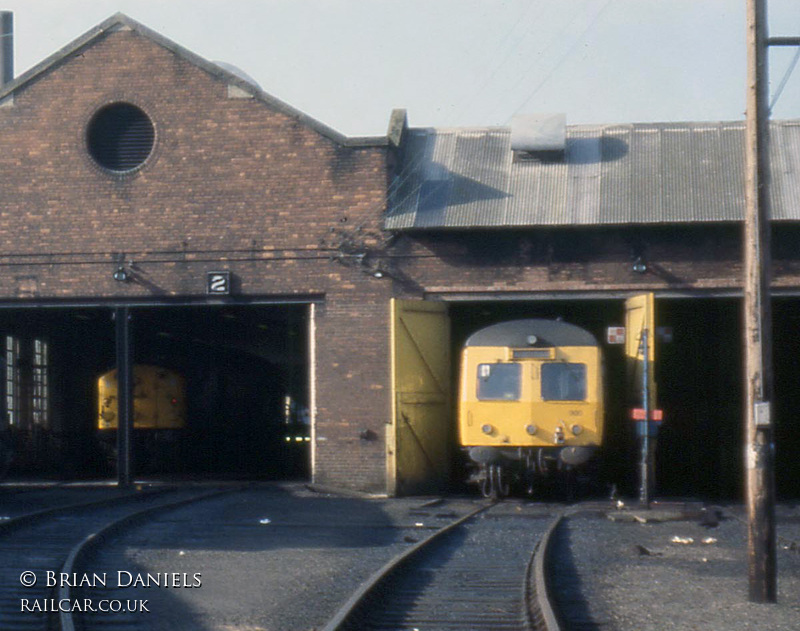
(213, 61, 262, 90)
(511, 114, 566, 153)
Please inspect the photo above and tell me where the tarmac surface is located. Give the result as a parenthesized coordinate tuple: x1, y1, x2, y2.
(70, 482, 484, 630)
(3, 481, 799, 630)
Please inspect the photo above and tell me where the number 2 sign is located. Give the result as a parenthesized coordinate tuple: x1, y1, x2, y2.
(206, 271, 231, 295)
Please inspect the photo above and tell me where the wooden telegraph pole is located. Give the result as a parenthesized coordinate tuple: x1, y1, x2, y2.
(743, 0, 776, 603)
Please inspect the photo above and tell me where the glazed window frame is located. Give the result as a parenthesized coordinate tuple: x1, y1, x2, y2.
(540, 362, 587, 401)
(476, 362, 521, 401)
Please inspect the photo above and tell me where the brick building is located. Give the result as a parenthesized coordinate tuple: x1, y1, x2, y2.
(0, 13, 396, 493)
(379, 119, 800, 498)
(1, 13, 799, 497)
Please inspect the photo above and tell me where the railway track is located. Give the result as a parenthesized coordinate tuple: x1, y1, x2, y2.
(0, 484, 240, 630)
(0, 484, 143, 526)
(323, 501, 565, 631)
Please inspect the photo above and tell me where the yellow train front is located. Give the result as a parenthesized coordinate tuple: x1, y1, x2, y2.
(459, 319, 604, 498)
(97, 365, 187, 471)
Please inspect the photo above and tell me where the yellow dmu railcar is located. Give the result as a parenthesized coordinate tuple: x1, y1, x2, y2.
(459, 319, 604, 498)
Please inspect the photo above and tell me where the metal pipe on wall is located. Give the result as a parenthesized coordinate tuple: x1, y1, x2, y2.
(0, 12, 13, 87)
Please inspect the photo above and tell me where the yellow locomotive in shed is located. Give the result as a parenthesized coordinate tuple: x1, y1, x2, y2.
(97, 365, 186, 431)
(97, 365, 187, 469)
(459, 319, 604, 498)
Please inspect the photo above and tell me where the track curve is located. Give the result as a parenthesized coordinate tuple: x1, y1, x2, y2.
(324, 501, 563, 631)
(0, 485, 241, 631)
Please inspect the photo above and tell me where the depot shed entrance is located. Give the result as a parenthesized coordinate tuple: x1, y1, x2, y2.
(388, 297, 630, 497)
(0, 302, 311, 481)
(389, 295, 800, 500)
(657, 295, 800, 501)
(379, 116, 800, 499)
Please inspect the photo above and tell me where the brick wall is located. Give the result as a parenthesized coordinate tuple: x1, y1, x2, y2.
(387, 224, 800, 298)
(313, 286, 392, 493)
(0, 25, 394, 492)
(0, 30, 389, 295)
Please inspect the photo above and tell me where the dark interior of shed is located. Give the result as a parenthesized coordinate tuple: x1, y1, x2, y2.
(450, 296, 800, 501)
(0, 304, 310, 482)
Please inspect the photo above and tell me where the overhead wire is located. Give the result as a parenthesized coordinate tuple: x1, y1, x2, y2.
(769, 45, 800, 113)
(452, 0, 554, 126)
(0, 244, 344, 268)
(507, 0, 615, 122)
(357, 2, 550, 230)
(0, 249, 441, 268)
(0, 245, 337, 258)
(479, 0, 601, 124)
(332, 1, 614, 247)
(1, 5, 618, 272)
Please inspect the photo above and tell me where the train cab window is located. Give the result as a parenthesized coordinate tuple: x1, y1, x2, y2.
(541, 362, 586, 401)
(477, 363, 521, 401)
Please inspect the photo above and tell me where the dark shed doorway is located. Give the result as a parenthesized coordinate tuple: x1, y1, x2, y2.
(0, 303, 310, 482)
(448, 295, 800, 501)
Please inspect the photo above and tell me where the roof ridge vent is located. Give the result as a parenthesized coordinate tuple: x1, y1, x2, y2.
(213, 60, 262, 90)
(511, 114, 566, 157)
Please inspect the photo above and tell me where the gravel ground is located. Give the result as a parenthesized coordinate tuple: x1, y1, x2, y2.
(76, 483, 484, 631)
(559, 502, 800, 630)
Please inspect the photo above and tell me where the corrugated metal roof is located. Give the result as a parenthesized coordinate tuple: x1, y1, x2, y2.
(385, 120, 800, 229)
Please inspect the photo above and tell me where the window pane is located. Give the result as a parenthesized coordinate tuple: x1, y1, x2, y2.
(477, 363, 521, 401)
(32, 338, 48, 427)
(541, 363, 587, 401)
(5, 335, 19, 427)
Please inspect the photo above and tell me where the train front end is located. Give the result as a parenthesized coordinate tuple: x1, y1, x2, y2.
(458, 319, 604, 497)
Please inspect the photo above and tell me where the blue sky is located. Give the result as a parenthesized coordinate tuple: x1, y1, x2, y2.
(3, 1, 800, 136)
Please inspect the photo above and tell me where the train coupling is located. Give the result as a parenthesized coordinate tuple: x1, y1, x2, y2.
(554, 426, 565, 445)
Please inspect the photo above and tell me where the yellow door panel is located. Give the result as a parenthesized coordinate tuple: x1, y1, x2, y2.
(389, 299, 450, 496)
(625, 293, 654, 362)
(625, 293, 656, 408)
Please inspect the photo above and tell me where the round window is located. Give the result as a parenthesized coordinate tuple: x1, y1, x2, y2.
(87, 103, 155, 172)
